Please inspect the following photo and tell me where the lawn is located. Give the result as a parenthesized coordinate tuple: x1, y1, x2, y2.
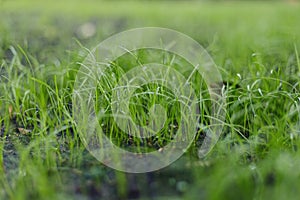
(1, 0, 300, 199)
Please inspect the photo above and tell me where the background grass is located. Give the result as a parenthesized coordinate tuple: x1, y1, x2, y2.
(1, 0, 300, 199)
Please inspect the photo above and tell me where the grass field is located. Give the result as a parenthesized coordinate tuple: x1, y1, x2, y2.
(1, 0, 300, 199)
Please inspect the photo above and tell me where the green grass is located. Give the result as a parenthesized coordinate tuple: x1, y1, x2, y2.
(1, 0, 300, 199)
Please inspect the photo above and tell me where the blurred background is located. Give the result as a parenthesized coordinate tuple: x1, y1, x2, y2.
(1, 0, 300, 199)
(1, 0, 299, 69)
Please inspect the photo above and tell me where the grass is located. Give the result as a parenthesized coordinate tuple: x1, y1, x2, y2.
(1, 0, 300, 199)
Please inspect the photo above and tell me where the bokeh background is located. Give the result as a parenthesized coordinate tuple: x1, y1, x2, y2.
(1, 0, 300, 199)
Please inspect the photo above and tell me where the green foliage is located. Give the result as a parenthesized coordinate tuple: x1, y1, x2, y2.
(0, 0, 300, 199)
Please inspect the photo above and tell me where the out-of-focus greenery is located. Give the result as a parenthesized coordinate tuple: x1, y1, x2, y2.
(1, 0, 300, 199)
